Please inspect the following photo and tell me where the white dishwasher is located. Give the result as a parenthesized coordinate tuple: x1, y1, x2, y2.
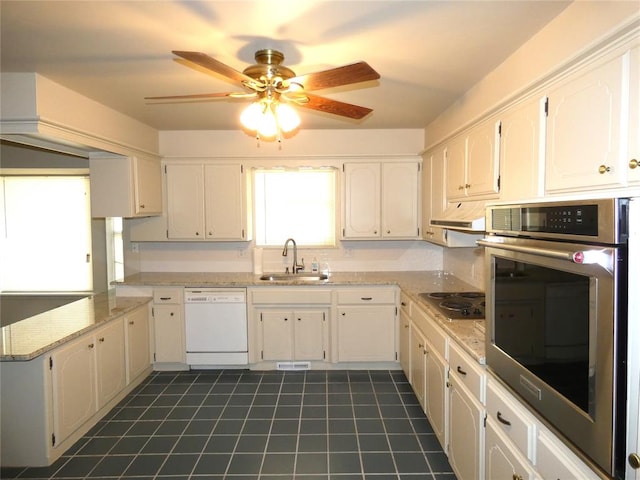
(184, 288, 248, 366)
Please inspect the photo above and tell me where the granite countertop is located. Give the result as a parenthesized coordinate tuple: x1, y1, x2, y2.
(0, 291, 151, 361)
(117, 270, 487, 363)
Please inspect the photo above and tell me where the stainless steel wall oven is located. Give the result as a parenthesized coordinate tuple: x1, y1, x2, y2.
(479, 198, 629, 479)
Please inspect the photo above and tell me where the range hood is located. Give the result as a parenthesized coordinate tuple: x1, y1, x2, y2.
(430, 201, 486, 232)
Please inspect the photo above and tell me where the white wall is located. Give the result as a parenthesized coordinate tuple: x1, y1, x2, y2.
(425, 1, 639, 147)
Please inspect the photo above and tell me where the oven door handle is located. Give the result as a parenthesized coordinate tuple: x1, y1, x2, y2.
(477, 239, 581, 263)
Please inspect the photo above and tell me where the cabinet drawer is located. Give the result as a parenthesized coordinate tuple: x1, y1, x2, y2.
(337, 288, 396, 305)
(412, 305, 447, 359)
(448, 341, 486, 403)
(251, 288, 332, 305)
(153, 288, 183, 304)
(536, 429, 599, 479)
(486, 377, 536, 461)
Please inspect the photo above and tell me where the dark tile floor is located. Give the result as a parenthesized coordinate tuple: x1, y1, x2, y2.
(1, 369, 455, 479)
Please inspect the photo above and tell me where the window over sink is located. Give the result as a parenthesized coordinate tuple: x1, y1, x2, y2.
(253, 168, 337, 247)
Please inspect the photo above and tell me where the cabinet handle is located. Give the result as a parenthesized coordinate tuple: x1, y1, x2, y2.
(88, 343, 94, 349)
(630, 159, 639, 170)
(458, 185, 464, 190)
(497, 411, 512, 426)
(404, 324, 409, 329)
(629, 453, 640, 469)
(418, 343, 423, 348)
(99, 337, 105, 343)
(160, 297, 171, 301)
(465, 183, 471, 188)
(361, 297, 373, 301)
(598, 164, 611, 174)
(401, 302, 407, 306)
(456, 366, 467, 376)
(129, 321, 135, 325)
(512, 475, 523, 480)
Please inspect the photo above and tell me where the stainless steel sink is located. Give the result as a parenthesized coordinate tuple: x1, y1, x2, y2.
(259, 272, 329, 282)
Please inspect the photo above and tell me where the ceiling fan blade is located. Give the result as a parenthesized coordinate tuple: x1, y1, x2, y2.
(145, 92, 245, 101)
(172, 50, 256, 85)
(299, 93, 373, 119)
(290, 61, 380, 91)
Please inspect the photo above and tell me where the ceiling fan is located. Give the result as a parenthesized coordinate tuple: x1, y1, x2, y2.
(146, 49, 381, 124)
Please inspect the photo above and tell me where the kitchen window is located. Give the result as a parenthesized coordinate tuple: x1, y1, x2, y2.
(0, 175, 93, 292)
(254, 168, 337, 247)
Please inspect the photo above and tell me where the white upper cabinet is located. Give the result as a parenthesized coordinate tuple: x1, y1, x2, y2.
(90, 153, 162, 218)
(499, 97, 546, 201)
(343, 160, 420, 239)
(446, 119, 501, 201)
(166, 162, 250, 241)
(545, 43, 638, 192)
(628, 45, 639, 186)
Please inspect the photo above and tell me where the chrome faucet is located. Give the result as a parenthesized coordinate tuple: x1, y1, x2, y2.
(282, 238, 305, 274)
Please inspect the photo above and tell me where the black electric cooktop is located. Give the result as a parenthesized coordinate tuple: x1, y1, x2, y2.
(418, 291, 485, 320)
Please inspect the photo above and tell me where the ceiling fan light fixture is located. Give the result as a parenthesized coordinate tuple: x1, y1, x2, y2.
(240, 98, 300, 140)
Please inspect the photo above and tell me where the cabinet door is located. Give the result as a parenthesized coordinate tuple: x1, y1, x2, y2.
(628, 45, 640, 186)
(399, 308, 411, 378)
(51, 337, 97, 445)
(153, 305, 185, 364)
(166, 164, 205, 239)
(448, 375, 485, 480)
(545, 53, 626, 192)
(337, 305, 396, 362)
(466, 119, 500, 198)
(381, 162, 419, 238)
(293, 310, 325, 361)
(261, 310, 293, 361)
(125, 306, 150, 382)
(500, 97, 545, 201)
(343, 163, 381, 238)
(425, 345, 447, 449)
(445, 135, 467, 200)
(204, 164, 247, 240)
(133, 155, 163, 215)
(409, 326, 426, 409)
(95, 319, 126, 409)
(485, 417, 535, 480)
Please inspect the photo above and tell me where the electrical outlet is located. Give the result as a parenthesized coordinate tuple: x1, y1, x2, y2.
(238, 248, 246, 257)
(343, 247, 353, 258)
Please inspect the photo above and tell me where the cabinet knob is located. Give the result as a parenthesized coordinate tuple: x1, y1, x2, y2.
(373, 230, 378, 234)
(88, 343, 94, 349)
(208, 231, 213, 236)
(297, 318, 301, 321)
(458, 185, 464, 190)
(129, 321, 135, 325)
(140, 204, 145, 209)
(629, 453, 640, 470)
(99, 337, 105, 343)
(284, 317, 288, 321)
(465, 183, 471, 188)
(630, 158, 639, 170)
(598, 164, 611, 174)
(512, 475, 524, 480)
(195, 231, 200, 236)
(386, 230, 391, 234)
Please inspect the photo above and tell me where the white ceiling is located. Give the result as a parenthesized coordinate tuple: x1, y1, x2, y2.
(1, 1, 572, 132)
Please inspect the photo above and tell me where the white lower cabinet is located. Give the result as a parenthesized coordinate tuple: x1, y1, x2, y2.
(448, 372, 486, 480)
(425, 343, 448, 448)
(399, 295, 411, 377)
(259, 309, 327, 362)
(409, 325, 426, 408)
(152, 288, 186, 367)
(485, 416, 537, 480)
(536, 429, 601, 480)
(125, 305, 151, 382)
(0, 303, 152, 467)
(335, 287, 398, 362)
